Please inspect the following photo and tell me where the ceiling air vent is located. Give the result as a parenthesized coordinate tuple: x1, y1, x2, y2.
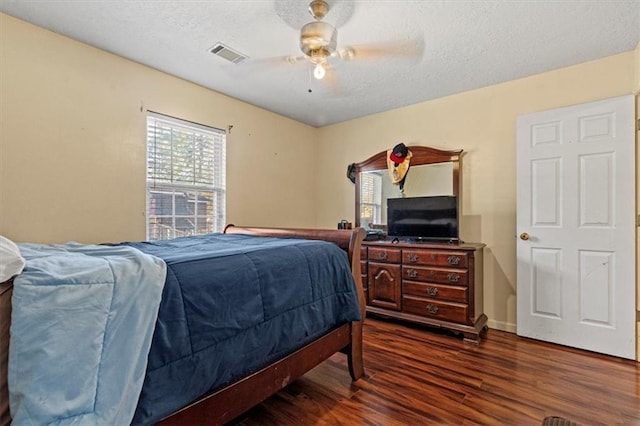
(209, 43, 247, 64)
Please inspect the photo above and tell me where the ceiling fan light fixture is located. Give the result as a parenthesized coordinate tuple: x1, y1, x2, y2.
(313, 63, 326, 80)
(300, 21, 337, 57)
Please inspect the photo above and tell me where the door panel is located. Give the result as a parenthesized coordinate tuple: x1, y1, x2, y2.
(579, 250, 613, 325)
(579, 153, 613, 227)
(531, 158, 562, 226)
(531, 247, 562, 318)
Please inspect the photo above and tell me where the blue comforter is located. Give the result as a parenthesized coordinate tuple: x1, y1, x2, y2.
(9, 243, 167, 425)
(124, 233, 361, 424)
(8, 234, 360, 425)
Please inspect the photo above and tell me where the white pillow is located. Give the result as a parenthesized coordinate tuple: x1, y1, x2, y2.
(0, 235, 25, 282)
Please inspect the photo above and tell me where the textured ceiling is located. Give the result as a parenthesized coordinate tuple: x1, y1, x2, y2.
(1, 0, 639, 127)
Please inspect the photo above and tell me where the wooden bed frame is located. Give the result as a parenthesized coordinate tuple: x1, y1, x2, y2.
(0, 226, 366, 425)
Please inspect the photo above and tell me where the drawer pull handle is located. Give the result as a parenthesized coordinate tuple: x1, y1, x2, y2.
(447, 255, 461, 265)
(407, 269, 418, 278)
(408, 253, 419, 263)
(426, 304, 439, 314)
(378, 252, 388, 260)
(426, 287, 438, 296)
(447, 273, 461, 283)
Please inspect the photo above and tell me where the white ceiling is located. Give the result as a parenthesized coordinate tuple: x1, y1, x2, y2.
(1, 1, 639, 127)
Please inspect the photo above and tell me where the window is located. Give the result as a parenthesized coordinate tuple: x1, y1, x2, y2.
(360, 172, 382, 227)
(146, 112, 226, 240)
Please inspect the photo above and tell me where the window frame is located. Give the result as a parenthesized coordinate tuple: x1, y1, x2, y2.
(145, 111, 226, 240)
(360, 171, 382, 227)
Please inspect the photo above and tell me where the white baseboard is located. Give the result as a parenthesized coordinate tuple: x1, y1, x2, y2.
(487, 319, 516, 334)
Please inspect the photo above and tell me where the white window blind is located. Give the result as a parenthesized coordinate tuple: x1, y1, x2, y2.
(360, 172, 382, 227)
(146, 112, 226, 240)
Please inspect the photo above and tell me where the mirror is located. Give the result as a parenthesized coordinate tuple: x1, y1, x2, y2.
(353, 146, 462, 230)
(359, 163, 454, 228)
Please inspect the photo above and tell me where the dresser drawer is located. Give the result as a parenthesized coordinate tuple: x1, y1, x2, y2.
(360, 247, 368, 260)
(403, 249, 469, 268)
(368, 247, 401, 263)
(403, 296, 468, 323)
(402, 265, 468, 286)
(403, 280, 467, 303)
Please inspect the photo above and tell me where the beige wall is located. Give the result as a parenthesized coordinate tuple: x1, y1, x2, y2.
(1, 13, 638, 346)
(315, 52, 637, 333)
(0, 14, 318, 244)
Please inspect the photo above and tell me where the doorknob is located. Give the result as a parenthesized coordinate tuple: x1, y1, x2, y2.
(520, 232, 530, 241)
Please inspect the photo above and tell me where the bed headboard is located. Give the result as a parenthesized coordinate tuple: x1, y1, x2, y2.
(223, 225, 364, 265)
(0, 279, 12, 426)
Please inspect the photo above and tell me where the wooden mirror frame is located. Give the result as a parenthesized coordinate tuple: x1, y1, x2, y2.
(353, 145, 463, 228)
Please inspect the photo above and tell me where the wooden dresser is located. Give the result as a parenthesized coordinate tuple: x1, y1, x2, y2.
(361, 240, 487, 343)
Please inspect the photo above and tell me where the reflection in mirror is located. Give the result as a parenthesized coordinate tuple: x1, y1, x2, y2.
(359, 162, 454, 230)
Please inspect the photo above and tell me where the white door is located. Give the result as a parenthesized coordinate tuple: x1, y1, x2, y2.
(516, 95, 636, 360)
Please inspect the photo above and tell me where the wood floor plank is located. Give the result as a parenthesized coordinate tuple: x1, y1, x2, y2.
(232, 318, 640, 425)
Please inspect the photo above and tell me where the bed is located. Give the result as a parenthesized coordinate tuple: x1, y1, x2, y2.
(0, 225, 366, 425)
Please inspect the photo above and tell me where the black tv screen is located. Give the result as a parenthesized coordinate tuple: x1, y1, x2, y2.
(387, 196, 459, 241)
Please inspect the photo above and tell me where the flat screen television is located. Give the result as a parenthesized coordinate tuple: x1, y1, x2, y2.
(387, 195, 459, 242)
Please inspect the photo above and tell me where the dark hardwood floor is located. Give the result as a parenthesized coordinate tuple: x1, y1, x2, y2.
(233, 317, 639, 425)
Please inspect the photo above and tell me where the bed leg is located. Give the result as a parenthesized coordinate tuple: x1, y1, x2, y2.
(347, 321, 365, 380)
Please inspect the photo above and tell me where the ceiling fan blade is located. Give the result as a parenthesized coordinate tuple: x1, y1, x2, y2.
(237, 54, 307, 70)
(336, 36, 425, 63)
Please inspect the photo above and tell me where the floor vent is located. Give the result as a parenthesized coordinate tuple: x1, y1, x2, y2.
(209, 43, 247, 64)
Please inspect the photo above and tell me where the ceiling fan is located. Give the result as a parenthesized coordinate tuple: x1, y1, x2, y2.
(298, 0, 343, 80)
(294, 0, 423, 83)
(234, 0, 424, 92)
